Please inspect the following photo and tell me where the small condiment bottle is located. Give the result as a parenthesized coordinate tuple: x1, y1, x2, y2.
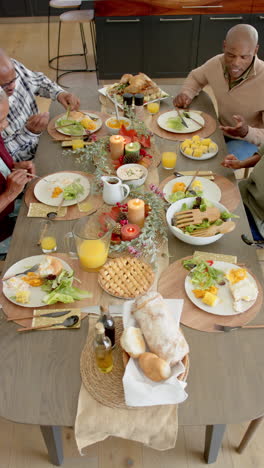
(134, 93, 145, 121)
(123, 93, 133, 118)
(94, 322, 113, 373)
(99, 306, 116, 348)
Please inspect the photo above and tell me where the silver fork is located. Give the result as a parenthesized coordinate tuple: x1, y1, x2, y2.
(2, 264, 39, 281)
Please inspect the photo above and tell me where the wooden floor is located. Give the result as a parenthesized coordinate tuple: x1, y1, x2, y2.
(0, 21, 264, 468)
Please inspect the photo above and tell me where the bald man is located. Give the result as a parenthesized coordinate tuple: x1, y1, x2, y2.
(174, 24, 264, 160)
(0, 49, 80, 161)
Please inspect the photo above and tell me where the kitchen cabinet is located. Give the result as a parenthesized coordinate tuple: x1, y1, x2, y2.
(197, 13, 251, 66)
(145, 15, 200, 77)
(95, 17, 146, 79)
(0, 0, 28, 17)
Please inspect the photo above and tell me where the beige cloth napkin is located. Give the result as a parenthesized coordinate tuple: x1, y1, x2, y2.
(75, 243, 181, 453)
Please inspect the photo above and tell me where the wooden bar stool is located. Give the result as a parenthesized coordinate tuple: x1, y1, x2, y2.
(56, 9, 97, 85)
(48, 0, 82, 70)
(237, 416, 264, 453)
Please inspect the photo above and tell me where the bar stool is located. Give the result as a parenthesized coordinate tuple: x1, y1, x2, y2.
(48, 0, 82, 70)
(56, 9, 97, 84)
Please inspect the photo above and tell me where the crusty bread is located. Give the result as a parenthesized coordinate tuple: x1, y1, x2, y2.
(68, 111, 85, 121)
(120, 327, 146, 358)
(132, 292, 189, 366)
(138, 352, 171, 382)
(38, 256, 63, 278)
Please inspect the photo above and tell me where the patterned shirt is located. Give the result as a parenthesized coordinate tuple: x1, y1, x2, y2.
(1, 59, 64, 162)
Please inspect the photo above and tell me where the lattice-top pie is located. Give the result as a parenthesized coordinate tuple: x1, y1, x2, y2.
(98, 256, 155, 298)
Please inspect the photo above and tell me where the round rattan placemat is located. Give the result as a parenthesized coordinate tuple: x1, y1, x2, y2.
(80, 317, 189, 409)
(158, 256, 263, 333)
(25, 171, 103, 220)
(147, 111, 217, 141)
(159, 173, 241, 212)
(47, 110, 109, 141)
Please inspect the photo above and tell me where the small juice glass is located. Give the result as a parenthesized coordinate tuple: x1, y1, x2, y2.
(39, 220, 57, 253)
(161, 152, 177, 170)
(147, 101, 160, 114)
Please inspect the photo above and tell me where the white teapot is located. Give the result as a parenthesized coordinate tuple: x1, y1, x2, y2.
(101, 176, 130, 205)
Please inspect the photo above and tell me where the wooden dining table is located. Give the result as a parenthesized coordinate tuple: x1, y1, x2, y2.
(1, 85, 264, 466)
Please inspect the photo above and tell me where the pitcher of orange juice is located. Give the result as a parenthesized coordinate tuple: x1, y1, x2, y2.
(64, 215, 111, 271)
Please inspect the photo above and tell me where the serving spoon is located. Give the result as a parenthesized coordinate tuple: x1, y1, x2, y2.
(47, 197, 65, 219)
(17, 315, 79, 332)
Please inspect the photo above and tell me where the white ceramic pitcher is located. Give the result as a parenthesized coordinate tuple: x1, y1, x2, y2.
(101, 176, 130, 205)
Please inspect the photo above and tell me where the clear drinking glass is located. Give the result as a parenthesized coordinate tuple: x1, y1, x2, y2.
(147, 101, 160, 114)
(39, 220, 57, 254)
(161, 151, 177, 170)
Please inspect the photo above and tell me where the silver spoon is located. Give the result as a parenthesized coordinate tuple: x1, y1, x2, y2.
(47, 197, 65, 219)
(17, 315, 79, 332)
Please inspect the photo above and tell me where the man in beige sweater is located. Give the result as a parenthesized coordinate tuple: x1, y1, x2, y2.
(174, 24, 264, 160)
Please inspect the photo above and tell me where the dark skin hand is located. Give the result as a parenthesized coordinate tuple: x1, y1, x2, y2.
(26, 112, 50, 134)
(219, 114, 249, 138)
(221, 152, 260, 170)
(173, 93, 192, 109)
(57, 92, 80, 111)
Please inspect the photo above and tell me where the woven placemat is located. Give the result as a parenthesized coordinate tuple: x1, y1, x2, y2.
(47, 110, 109, 141)
(147, 111, 217, 141)
(158, 256, 263, 333)
(80, 317, 189, 409)
(25, 171, 103, 220)
(159, 173, 241, 212)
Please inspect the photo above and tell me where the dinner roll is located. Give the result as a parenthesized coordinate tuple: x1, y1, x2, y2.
(139, 352, 171, 382)
(120, 327, 146, 358)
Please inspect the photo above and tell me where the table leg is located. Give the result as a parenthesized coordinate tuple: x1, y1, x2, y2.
(204, 424, 226, 464)
(40, 425, 64, 466)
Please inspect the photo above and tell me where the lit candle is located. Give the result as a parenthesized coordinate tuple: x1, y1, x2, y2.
(122, 136, 132, 145)
(109, 135, 125, 160)
(125, 141, 141, 158)
(121, 224, 141, 241)
(127, 198, 145, 228)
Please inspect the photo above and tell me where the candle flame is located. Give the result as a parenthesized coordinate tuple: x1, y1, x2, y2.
(127, 227, 134, 232)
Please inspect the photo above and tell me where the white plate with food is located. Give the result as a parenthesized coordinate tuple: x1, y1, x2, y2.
(55, 111, 102, 136)
(163, 176, 221, 204)
(158, 110, 204, 134)
(2, 255, 73, 308)
(185, 261, 258, 316)
(99, 72, 169, 109)
(34, 172, 90, 207)
(180, 135, 218, 160)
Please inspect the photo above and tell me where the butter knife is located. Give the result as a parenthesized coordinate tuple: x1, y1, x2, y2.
(175, 107, 188, 128)
(7, 310, 72, 321)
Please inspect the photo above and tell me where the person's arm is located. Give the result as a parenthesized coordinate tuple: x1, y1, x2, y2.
(173, 60, 210, 108)
(221, 151, 262, 170)
(0, 170, 28, 213)
(3, 126, 41, 162)
(243, 114, 264, 146)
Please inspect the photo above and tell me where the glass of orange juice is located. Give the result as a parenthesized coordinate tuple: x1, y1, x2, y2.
(64, 215, 111, 271)
(162, 152, 177, 170)
(39, 220, 57, 253)
(147, 101, 160, 114)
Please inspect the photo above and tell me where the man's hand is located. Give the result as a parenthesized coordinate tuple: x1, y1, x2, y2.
(221, 153, 242, 170)
(219, 115, 248, 138)
(26, 112, 50, 134)
(57, 92, 80, 111)
(14, 161, 36, 176)
(6, 170, 29, 199)
(173, 93, 192, 109)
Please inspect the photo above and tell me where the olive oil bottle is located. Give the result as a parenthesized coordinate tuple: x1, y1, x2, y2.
(94, 322, 113, 373)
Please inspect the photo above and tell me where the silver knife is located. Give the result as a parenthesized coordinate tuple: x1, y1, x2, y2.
(7, 309, 73, 322)
(175, 107, 188, 128)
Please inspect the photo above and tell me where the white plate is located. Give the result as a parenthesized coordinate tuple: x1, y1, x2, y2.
(185, 261, 258, 316)
(55, 112, 102, 136)
(180, 142, 218, 161)
(2, 255, 73, 308)
(157, 110, 205, 134)
(34, 172, 90, 207)
(98, 86, 169, 110)
(163, 176, 221, 204)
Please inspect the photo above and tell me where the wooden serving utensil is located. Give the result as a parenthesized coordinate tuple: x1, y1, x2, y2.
(190, 221, 235, 237)
(214, 323, 264, 332)
(173, 207, 220, 228)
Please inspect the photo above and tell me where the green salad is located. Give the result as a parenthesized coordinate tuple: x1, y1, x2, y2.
(182, 258, 225, 289)
(42, 269, 91, 305)
(172, 197, 239, 234)
(168, 189, 203, 203)
(63, 179, 84, 200)
(166, 116, 185, 131)
(56, 118, 84, 136)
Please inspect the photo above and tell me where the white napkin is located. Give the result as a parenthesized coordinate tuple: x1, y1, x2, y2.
(122, 299, 188, 407)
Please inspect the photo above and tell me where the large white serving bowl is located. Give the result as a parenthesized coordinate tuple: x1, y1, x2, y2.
(166, 197, 230, 246)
